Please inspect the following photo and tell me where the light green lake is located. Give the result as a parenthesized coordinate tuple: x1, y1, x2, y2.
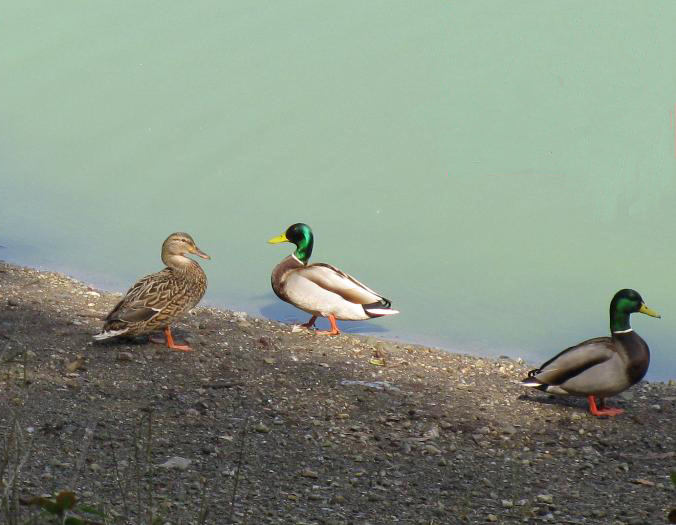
(1, 2, 675, 379)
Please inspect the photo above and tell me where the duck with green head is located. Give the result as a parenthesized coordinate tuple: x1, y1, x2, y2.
(521, 289, 660, 416)
(268, 223, 399, 335)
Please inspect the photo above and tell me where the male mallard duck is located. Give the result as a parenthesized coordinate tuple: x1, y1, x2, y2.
(520, 289, 660, 416)
(94, 232, 210, 352)
(268, 223, 399, 335)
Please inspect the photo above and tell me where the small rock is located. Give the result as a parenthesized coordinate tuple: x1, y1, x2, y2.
(650, 404, 661, 411)
(65, 359, 85, 372)
(158, 457, 191, 470)
(487, 514, 498, 522)
(117, 352, 133, 362)
(254, 422, 270, 433)
(300, 468, 318, 479)
(537, 494, 554, 504)
(632, 478, 655, 486)
(502, 499, 514, 508)
(7, 298, 19, 307)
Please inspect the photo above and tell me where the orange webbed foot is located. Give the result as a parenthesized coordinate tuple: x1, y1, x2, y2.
(149, 327, 193, 352)
(587, 395, 623, 417)
(314, 315, 340, 336)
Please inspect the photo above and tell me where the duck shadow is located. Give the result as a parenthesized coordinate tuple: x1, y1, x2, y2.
(92, 328, 194, 349)
(517, 392, 627, 412)
(258, 298, 391, 335)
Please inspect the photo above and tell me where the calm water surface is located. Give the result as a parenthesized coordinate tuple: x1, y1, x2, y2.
(2, 2, 676, 379)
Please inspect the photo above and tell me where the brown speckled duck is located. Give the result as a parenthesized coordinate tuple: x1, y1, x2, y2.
(94, 232, 210, 351)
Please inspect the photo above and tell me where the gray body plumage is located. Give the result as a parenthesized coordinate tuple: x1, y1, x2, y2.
(521, 331, 650, 398)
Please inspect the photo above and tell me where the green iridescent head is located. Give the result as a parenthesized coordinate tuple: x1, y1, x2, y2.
(609, 289, 660, 332)
(268, 223, 314, 263)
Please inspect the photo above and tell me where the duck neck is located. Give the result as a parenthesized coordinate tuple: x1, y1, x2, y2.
(610, 309, 632, 333)
(163, 253, 195, 273)
(293, 234, 313, 264)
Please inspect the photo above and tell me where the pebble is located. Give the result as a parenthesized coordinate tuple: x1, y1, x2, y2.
(502, 499, 514, 508)
(537, 494, 554, 504)
(487, 514, 498, 522)
(158, 457, 191, 470)
(7, 298, 19, 307)
(619, 390, 634, 401)
(650, 404, 661, 411)
(254, 422, 270, 433)
(300, 468, 318, 479)
(116, 352, 133, 362)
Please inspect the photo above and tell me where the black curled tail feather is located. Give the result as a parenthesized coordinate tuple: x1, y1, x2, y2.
(363, 298, 392, 311)
(363, 298, 395, 318)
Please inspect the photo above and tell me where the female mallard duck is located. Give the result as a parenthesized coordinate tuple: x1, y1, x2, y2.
(520, 289, 660, 416)
(268, 223, 399, 335)
(94, 232, 210, 352)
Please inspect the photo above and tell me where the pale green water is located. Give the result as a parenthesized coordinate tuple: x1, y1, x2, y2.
(1, 2, 675, 379)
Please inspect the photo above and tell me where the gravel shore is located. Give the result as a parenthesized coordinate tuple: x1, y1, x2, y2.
(0, 261, 674, 524)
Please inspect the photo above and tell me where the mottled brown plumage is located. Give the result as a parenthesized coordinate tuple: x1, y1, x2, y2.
(94, 232, 209, 351)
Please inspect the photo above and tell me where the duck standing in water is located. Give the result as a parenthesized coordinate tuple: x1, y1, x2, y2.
(268, 223, 399, 335)
(520, 289, 660, 416)
(94, 232, 210, 351)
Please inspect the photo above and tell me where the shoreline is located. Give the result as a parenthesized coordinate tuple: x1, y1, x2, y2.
(0, 260, 674, 524)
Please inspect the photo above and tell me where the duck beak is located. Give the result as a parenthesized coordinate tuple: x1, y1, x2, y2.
(639, 303, 660, 318)
(268, 233, 289, 244)
(191, 246, 211, 260)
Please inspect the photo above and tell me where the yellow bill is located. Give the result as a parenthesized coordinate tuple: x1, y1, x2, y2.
(268, 233, 289, 244)
(639, 303, 661, 318)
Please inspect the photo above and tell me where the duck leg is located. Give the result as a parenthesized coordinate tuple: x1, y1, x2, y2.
(315, 314, 340, 336)
(587, 395, 623, 417)
(149, 326, 193, 352)
(301, 316, 318, 329)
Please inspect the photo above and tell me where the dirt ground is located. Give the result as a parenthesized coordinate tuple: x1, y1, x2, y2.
(0, 261, 674, 524)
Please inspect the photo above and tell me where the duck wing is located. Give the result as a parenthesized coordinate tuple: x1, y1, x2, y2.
(105, 269, 175, 325)
(527, 337, 616, 386)
(295, 263, 389, 306)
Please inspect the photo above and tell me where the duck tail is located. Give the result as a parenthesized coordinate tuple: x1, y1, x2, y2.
(93, 328, 128, 341)
(363, 298, 399, 318)
(519, 369, 549, 391)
